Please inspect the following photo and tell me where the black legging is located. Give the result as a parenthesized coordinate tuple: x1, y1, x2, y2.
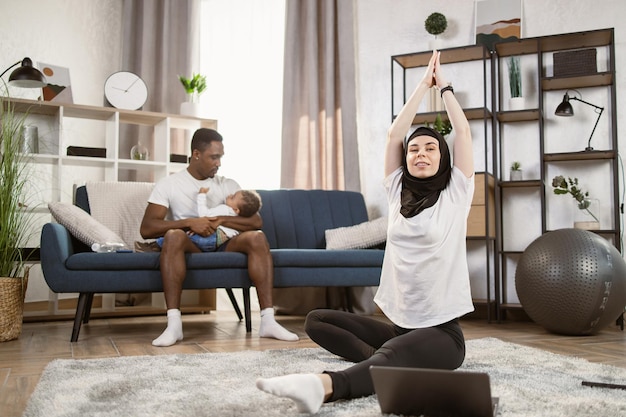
(304, 309, 465, 402)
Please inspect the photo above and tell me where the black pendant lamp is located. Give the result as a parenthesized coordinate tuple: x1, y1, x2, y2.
(1, 57, 47, 88)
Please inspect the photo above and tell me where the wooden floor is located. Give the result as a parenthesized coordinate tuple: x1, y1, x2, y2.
(1, 311, 625, 417)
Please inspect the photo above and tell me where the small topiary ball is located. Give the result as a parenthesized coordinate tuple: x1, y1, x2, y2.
(425, 12, 447, 36)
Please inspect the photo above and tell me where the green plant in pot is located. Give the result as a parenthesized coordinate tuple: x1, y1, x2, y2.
(507, 57, 523, 110)
(179, 73, 207, 117)
(552, 175, 600, 229)
(426, 113, 452, 137)
(510, 161, 523, 181)
(179, 73, 207, 104)
(0, 96, 36, 341)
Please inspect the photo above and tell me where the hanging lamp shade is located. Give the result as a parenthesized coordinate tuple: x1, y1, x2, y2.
(2, 57, 47, 88)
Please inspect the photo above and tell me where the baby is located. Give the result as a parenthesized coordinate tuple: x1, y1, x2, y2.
(156, 188, 262, 251)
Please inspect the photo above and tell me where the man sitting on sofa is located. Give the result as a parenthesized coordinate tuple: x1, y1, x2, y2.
(139, 128, 299, 346)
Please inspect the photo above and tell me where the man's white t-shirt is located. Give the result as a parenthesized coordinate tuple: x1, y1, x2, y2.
(374, 166, 475, 329)
(148, 169, 241, 221)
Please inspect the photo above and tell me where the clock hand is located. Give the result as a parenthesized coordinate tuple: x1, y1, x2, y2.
(125, 77, 140, 92)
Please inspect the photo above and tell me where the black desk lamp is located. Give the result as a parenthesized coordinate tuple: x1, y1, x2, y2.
(0, 57, 47, 88)
(555, 90, 604, 151)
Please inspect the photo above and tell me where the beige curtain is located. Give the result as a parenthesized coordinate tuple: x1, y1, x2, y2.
(122, 0, 200, 114)
(280, 0, 360, 191)
(119, 0, 200, 183)
(276, 0, 376, 315)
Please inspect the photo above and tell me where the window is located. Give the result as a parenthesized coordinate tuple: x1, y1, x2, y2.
(200, 0, 285, 189)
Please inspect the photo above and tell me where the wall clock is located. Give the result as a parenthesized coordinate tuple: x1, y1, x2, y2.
(104, 71, 148, 110)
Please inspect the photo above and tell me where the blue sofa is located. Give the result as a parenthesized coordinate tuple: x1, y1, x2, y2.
(40, 187, 384, 342)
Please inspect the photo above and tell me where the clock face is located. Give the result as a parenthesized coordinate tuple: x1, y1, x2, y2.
(104, 71, 148, 110)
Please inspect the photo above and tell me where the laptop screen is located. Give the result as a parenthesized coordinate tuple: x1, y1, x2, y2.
(369, 365, 498, 417)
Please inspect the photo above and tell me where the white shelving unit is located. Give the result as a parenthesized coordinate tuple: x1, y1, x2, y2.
(5, 97, 218, 319)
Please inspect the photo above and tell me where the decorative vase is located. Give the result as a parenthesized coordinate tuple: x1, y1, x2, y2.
(573, 198, 600, 230)
(510, 169, 523, 181)
(0, 273, 28, 342)
(509, 97, 524, 111)
(20, 125, 39, 154)
(130, 143, 149, 160)
(180, 101, 201, 117)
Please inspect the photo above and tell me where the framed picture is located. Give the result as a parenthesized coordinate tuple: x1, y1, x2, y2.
(38, 63, 74, 104)
(475, 0, 522, 51)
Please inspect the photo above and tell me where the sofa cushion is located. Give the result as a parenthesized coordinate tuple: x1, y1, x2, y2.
(48, 202, 125, 249)
(325, 216, 387, 249)
(86, 181, 154, 247)
(257, 189, 370, 249)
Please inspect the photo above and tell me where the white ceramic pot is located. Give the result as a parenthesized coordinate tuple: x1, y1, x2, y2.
(180, 102, 201, 117)
(509, 97, 524, 111)
(510, 170, 523, 181)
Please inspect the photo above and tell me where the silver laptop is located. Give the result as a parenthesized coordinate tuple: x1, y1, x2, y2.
(369, 366, 499, 417)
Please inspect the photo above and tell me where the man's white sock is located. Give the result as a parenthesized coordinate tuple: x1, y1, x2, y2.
(259, 307, 299, 341)
(152, 308, 183, 347)
(256, 374, 325, 414)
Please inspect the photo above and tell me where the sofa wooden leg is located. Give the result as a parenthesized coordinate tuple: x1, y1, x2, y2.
(225, 288, 243, 321)
(243, 288, 252, 333)
(71, 292, 92, 342)
(83, 293, 94, 324)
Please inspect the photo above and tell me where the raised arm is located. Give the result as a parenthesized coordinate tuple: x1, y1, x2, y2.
(385, 51, 437, 178)
(433, 53, 473, 177)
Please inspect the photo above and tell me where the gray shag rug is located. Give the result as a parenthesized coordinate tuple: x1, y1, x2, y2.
(23, 337, 626, 416)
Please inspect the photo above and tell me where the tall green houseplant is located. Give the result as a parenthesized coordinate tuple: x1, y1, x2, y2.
(0, 97, 35, 278)
(0, 95, 36, 341)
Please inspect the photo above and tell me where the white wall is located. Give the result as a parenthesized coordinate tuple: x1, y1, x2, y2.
(1, 0, 123, 103)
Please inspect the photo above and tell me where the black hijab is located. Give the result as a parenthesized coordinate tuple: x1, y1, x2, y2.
(400, 126, 452, 218)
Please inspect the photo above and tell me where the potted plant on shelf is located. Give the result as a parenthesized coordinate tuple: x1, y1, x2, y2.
(507, 56, 523, 110)
(424, 12, 447, 50)
(0, 96, 36, 342)
(427, 113, 452, 137)
(510, 161, 523, 181)
(178, 73, 207, 117)
(552, 175, 600, 230)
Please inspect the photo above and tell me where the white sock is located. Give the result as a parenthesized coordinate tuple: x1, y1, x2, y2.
(256, 374, 325, 414)
(152, 309, 183, 347)
(259, 308, 299, 341)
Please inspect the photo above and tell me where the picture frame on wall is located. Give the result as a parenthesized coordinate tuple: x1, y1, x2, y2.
(38, 62, 74, 104)
(475, 0, 522, 51)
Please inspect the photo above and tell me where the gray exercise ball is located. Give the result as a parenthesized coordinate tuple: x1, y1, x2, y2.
(515, 228, 626, 335)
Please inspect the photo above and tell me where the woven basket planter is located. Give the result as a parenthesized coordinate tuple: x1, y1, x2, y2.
(0, 272, 28, 342)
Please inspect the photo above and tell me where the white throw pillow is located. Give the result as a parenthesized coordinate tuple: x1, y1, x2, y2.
(48, 201, 126, 249)
(325, 216, 388, 250)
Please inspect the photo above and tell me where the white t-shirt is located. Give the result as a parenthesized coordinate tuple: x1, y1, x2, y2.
(374, 166, 475, 329)
(148, 169, 241, 221)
